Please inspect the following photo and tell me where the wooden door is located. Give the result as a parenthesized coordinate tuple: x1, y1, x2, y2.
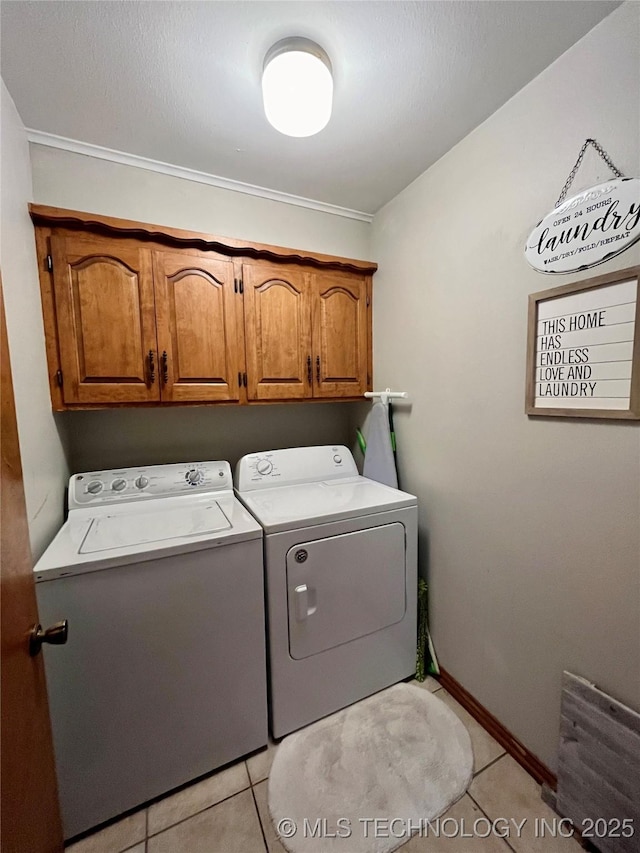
(153, 252, 241, 402)
(312, 272, 369, 397)
(243, 262, 312, 400)
(1, 282, 64, 853)
(50, 235, 159, 404)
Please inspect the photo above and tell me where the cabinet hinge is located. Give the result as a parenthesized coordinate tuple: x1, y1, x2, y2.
(46, 254, 53, 272)
(243, 372, 247, 387)
(55, 369, 63, 387)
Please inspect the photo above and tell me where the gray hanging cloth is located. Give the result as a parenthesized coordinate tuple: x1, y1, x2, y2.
(363, 400, 398, 488)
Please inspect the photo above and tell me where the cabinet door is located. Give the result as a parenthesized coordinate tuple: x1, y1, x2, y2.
(312, 272, 369, 397)
(51, 235, 158, 404)
(153, 252, 241, 402)
(243, 263, 312, 400)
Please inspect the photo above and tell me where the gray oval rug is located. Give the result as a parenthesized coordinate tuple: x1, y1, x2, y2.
(268, 683, 473, 853)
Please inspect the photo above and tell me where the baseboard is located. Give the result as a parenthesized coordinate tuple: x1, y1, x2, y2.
(438, 668, 557, 790)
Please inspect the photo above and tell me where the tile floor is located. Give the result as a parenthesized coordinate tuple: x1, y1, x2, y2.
(65, 678, 582, 853)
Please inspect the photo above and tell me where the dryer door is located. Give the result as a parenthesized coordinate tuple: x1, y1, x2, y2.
(286, 523, 406, 660)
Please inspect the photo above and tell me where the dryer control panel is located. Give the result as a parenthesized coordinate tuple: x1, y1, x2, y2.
(70, 461, 232, 507)
(234, 446, 358, 491)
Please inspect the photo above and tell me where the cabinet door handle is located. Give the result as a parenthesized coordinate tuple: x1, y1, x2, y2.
(316, 355, 320, 383)
(307, 355, 312, 384)
(161, 351, 169, 384)
(148, 350, 156, 385)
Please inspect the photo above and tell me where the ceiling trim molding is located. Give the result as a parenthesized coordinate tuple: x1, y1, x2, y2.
(26, 129, 374, 223)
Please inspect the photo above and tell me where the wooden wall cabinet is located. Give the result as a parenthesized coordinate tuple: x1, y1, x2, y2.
(312, 270, 369, 398)
(243, 263, 369, 401)
(31, 206, 375, 409)
(50, 234, 158, 404)
(243, 262, 312, 401)
(153, 251, 241, 403)
(46, 235, 241, 405)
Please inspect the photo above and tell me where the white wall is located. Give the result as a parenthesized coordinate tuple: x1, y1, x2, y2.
(29, 146, 371, 260)
(370, 2, 640, 770)
(29, 145, 370, 475)
(61, 403, 356, 474)
(0, 81, 70, 560)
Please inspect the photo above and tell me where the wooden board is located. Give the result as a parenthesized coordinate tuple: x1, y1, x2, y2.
(1, 280, 64, 853)
(556, 672, 640, 853)
(30, 204, 378, 274)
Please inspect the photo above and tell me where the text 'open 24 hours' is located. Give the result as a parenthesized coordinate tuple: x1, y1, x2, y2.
(535, 277, 637, 410)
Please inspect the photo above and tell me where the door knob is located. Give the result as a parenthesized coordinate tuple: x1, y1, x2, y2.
(29, 620, 68, 656)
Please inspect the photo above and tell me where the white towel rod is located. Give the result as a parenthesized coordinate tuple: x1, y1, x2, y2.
(364, 388, 408, 404)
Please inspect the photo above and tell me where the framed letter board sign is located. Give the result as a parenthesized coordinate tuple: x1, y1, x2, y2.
(526, 265, 640, 419)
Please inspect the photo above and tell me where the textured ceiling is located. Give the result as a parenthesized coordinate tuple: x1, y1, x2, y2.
(1, 1, 620, 214)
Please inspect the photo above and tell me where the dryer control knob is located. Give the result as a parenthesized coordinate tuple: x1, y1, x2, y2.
(333, 454, 342, 464)
(135, 476, 149, 490)
(111, 478, 127, 492)
(256, 459, 273, 475)
(185, 469, 203, 486)
(87, 480, 103, 495)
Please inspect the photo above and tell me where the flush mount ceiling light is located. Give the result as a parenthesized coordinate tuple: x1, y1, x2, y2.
(262, 38, 333, 137)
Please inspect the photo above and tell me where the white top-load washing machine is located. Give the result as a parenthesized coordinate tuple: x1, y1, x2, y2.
(34, 460, 267, 839)
(235, 445, 417, 738)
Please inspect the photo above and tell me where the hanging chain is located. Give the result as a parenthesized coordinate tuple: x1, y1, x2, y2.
(555, 138, 624, 208)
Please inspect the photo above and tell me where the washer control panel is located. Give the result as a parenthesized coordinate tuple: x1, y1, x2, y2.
(234, 446, 358, 491)
(71, 461, 232, 507)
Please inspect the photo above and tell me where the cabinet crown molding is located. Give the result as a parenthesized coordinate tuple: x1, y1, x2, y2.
(29, 205, 377, 275)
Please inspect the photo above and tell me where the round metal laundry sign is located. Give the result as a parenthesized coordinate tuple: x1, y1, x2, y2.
(525, 177, 640, 274)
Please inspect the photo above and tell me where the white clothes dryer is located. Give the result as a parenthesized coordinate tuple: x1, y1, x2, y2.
(235, 445, 417, 738)
(35, 460, 267, 839)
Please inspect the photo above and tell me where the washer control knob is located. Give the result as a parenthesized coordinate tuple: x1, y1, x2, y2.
(256, 459, 273, 476)
(111, 478, 127, 492)
(185, 468, 203, 486)
(333, 454, 342, 464)
(135, 475, 149, 490)
(87, 480, 103, 495)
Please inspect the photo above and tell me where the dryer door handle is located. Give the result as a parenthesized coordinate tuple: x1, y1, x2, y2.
(294, 585, 308, 621)
(297, 583, 318, 622)
(294, 584, 317, 621)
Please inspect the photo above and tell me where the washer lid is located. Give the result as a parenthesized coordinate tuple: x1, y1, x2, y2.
(238, 477, 416, 533)
(34, 493, 262, 581)
(80, 501, 230, 553)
